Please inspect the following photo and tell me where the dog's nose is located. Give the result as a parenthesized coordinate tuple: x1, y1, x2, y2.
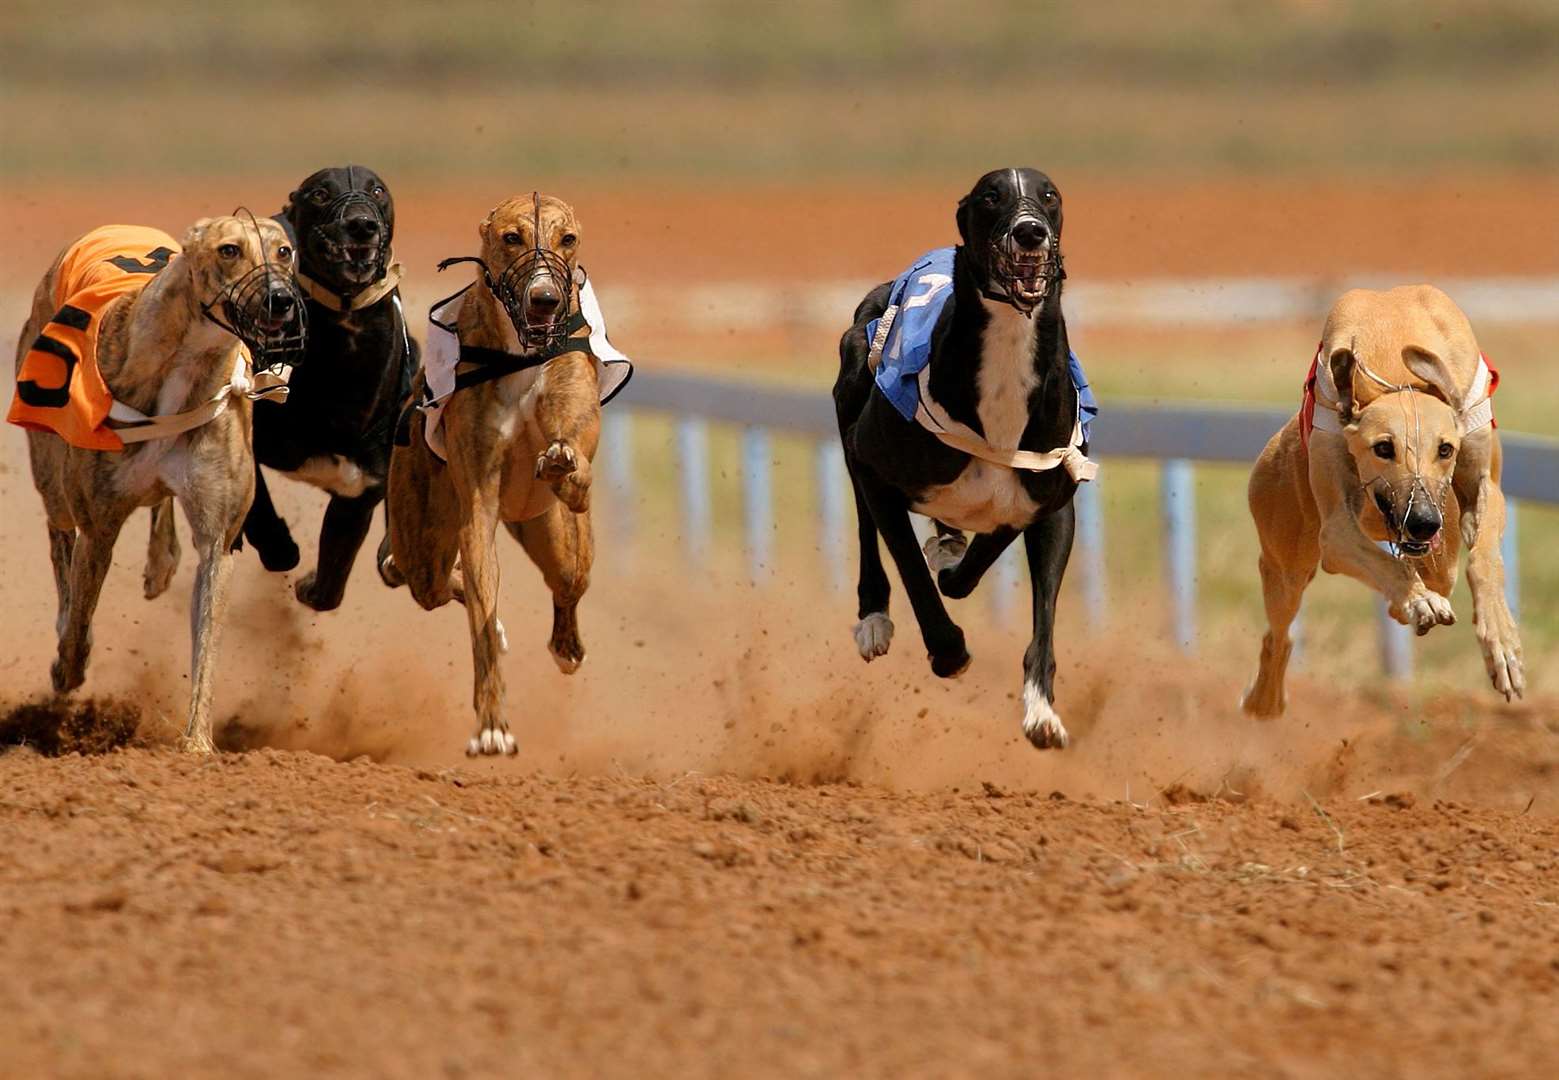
(1403, 503, 1442, 541)
(343, 216, 381, 242)
(528, 284, 562, 313)
(1011, 219, 1050, 251)
(265, 289, 297, 316)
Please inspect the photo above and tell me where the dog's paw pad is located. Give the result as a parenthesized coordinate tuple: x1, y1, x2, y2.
(922, 534, 967, 573)
(535, 442, 578, 483)
(853, 613, 893, 661)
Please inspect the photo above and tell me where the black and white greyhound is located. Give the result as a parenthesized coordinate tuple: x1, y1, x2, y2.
(833, 167, 1096, 749)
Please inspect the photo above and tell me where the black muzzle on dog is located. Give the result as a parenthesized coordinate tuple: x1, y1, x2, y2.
(203, 262, 308, 372)
(313, 187, 391, 288)
(438, 192, 576, 352)
(985, 200, 1065, 316)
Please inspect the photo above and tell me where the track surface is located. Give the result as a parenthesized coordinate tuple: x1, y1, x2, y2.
(4, 748, 1559, 1078)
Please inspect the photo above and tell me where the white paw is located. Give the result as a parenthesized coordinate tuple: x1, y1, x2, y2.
(1395, 592, 1455, 635)
(1022, 683, 1070, 750)
(853, 612, 893, 661)
(922, 534, 967, 573)
(467, 726, 517, 757)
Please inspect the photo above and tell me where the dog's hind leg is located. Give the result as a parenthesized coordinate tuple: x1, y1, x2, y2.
(855, 465, 968, 678)
(52, 515, 128, 695)
(508, 502, 593, 674)
(241, 462, 300, 572)
(1241, 552, 1314, 718)
(143, 498, 180, 600)
(297, 491, 380, 612)
(846, 456, 894, 661)
(1243, 438, 1320, 717)
(1020, 503, 1075, 749)
(936, 527, 1020, 600)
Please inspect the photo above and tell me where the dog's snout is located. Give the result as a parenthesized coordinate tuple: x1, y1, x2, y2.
(265, 289, 297, 316)
(1404, 503, 1442, 542)
(527, 283, 562, 313)
(343, 216, 382, 242)
(1011, 219, 1050, 251)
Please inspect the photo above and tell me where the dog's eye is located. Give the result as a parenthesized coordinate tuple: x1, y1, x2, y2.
(309, 189, 331, 205)
(218, 243, 241, 259)
(1373, 441, 1395, 460)
(502, 231, 523, 245)
(276, 245, 292, 261)
(561, 233, 577, 246)
(982, 190, 1001, 206)
(1438, 442, 1455, 459)
(1042, 190, 1057, 202)
(371, 185, 385, 198)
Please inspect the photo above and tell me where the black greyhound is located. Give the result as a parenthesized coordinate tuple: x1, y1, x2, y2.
(833, 167, 1095, 749)
(242, 165, 418, 610)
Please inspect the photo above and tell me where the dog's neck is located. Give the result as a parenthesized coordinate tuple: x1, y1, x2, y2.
(111, 257, 244, 418)
(928, 246, 1074, 442)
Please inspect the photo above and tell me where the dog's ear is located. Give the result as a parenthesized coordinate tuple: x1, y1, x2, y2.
(281, 189, 300, 226)
(1327, 346, 1358, 425)
(479, 207, 497, 245)
(955, 195, 972, 246)
(1402, 345, 1467, 414)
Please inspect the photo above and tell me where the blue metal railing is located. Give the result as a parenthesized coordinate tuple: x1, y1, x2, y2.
(608, 371, 1557, 678)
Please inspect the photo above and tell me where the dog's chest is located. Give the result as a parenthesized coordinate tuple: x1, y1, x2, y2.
(910, 305, 1041, 533)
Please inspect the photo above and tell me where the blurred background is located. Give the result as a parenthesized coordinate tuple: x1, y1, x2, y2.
(2, 1, 1555, 762)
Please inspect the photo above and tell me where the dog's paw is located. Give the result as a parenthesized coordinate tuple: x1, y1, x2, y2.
(377, 549, 405, 589)
(295, 572, 342, 613)
(922, 533, 967, 573)
(535, 441, 578, 483)
(255, 533, 301, 573)
(929, 645, 972, 679)
(177, 731, 216, 755)
(143, 556, 178, 601)
(467, 724, 518, 757)
(1477, 620, 1525, 702)
(49, 657, 85, 696)
(853, 612, 893, 661)
(1022, 686, 1070, 749)
(1394, 592, 1455, 636)
(1239, 681, 1285, 719)
(550, 634, 585, 674)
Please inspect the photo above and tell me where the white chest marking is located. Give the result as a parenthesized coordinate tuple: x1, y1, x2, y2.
(293, 454, 373, 497)
(911, 299, 1041, 533)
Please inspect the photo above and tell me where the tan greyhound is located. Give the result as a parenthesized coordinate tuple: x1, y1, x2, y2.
(1243, 284, 1523, 717)
(11, 217, 302, 752)
(383, 193, 609, 757)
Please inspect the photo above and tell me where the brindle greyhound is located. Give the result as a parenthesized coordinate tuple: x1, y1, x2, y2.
(383, 193, 602, 756)
(12, 216, 303, 751)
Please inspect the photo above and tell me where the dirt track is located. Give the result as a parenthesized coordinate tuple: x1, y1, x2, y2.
(4, 745, 1559, 1078)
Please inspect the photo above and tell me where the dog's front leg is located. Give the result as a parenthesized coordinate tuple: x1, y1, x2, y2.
(52, 516, 128, 695)
(457, 479, 515, 756)
(1020, 503, 1075, 749)
(855, 466, 968, 677)
(1460, 472, 1524, 700)
(182, 539, 236, 753)
(533, 354, 600, 514)
(1318, 512, 1453, 634)
(297, 491, 381, 612)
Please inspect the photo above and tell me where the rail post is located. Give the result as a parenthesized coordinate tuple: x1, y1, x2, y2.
(1160, 459, 1197, 651)
(676, 416, 712, 563)
(742, 425, 773, 582)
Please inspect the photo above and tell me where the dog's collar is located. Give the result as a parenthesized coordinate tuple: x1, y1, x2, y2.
(296, 259, 403, 312)
(105, 351, 291, 445)
(913, 364, 1097, 481)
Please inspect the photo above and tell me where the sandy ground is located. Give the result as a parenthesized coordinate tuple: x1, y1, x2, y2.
(3, 178, 1559, 1076)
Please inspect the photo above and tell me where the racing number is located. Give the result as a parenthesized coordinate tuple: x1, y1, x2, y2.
(107, 246, 176, 274)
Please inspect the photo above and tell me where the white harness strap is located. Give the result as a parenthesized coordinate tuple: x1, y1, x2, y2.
(914, 364, 1098, 481)
(296, 260, 405, 313)
(107, 351, 291, 445)
(1310, 346, 1495, 436)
